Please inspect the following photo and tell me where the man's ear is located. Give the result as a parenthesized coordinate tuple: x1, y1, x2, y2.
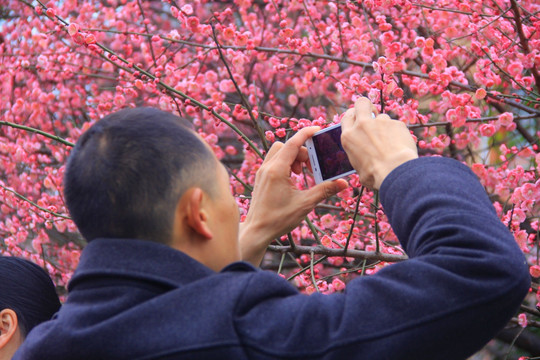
(0, 309, 19, 349)
(185, 188, 213, 240)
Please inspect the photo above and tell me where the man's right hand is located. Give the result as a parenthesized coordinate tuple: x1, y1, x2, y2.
(239, 127, 347, 266)
(341, 97, 418, 189)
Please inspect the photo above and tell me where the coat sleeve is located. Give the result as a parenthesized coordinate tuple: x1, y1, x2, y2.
(233, 157, 530, 360)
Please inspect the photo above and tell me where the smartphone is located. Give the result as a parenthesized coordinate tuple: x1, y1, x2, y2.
(305, 123, 356, 184)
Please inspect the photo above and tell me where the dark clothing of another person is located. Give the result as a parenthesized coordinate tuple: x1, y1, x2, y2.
(15, 157, 530, 360)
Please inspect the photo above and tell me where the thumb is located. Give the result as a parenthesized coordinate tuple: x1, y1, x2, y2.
(305, 179, 348, 207)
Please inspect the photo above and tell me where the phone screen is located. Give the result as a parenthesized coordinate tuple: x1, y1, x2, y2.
(311, 125, 354, 181)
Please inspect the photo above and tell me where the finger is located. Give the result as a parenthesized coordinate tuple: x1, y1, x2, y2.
(291, 160, 303, 175)
(354, 97, 374, 122)
(341, 108, 355, 131)
(264, 141, 284, 161)
(377, 113, 392, 121)
(291, 147, 309, 174)
(296, 146, 309, 163)
(305, 179, 348, 206)
(276, 126, 320, 165)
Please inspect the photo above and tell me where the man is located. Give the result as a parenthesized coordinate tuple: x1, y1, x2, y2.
(15, 98, 529, 359)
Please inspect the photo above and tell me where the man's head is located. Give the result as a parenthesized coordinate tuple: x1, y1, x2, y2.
(64, 108, 240, 269)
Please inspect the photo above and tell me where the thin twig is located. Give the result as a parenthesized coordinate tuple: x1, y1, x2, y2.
(0, 121, 75, 147)
(287, 255, 327, 281)
(344, 186, 365, 255)
(374, 191, 380, 253)
(0, 184, 71, 220)
(210, 22, 269, 152)
(136, 0, 157, 66)
(277, 253, 286, 275)
(412, 3, 513, 19)
(504, 325, 526, 360)
(287, 233, 296, 250)
(309, 251, 320, 292)
(301, 0, 326, 53)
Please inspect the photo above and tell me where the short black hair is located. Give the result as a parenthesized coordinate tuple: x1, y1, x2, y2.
(64, 107, 216, 243)
(0, 257, 61, 337)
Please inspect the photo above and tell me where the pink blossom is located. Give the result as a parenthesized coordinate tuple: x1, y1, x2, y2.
(479, 124, 496, 137)
(187, 17, 199, 30)
(518, 313, 528, 328)
(392, 87, 403, 98)
(223, 27, 235, 40)
(415, 37, 425, 47)
(332, 278, 346, 292)
(327, 257, 344, 267)
(320, 214, 336, 229)
(379, 32, 394, 46)
(275, 128, 286, 138)
(265, 131, 275, 143)
(445, 108, 466, 128)
(497, 112, 514, 127)
(507, 62, 524, 78)
(67, 23, 79, 36)
(181, 4, 193, 15)
(520, 183, 539, 201)
(268, 117, 280, 128)
(71, 32, 85, 45)
(85, 34, 96, 44)
(295, 83, 309, 97)
(288, 94, 298, 106)
(475, 88, 487, 100)
(218, 80, 234, 93)
(225, 145, 237, 155)
(279, 28, 294, 40)
(297, 119, 312, 129)
(516, 230, 529, 253)
(235, 33, 249, 46)
(321, 235, 332, 247)
(530, 265, 540, 278)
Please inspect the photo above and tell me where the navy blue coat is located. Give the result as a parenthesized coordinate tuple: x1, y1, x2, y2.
(15, 158, 530, 359)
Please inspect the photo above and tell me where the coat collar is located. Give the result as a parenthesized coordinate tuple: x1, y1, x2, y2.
(68, 238, 256, 291)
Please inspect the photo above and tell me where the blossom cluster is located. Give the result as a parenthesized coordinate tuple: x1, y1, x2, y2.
(0, 0, 539, 354)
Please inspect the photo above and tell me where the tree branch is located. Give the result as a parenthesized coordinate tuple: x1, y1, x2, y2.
(509, 0, 540, 93)
(267, 244, 407, 262)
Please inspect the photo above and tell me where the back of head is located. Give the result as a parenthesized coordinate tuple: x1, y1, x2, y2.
(63, 107, 216, 244)
(0, 257, 61, 337)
